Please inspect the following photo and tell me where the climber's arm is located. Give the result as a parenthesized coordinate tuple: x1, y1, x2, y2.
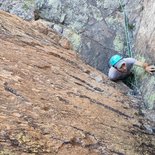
(134, 60, 155, 74)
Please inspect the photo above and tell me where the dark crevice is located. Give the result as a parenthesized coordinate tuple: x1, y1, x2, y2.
(67, 92, 132, 119)
(47, 51, 82, 70)
(4, 82, 28, 101)
(69, 74, 104, 92)
(110, 151, 125, 155)
(70, 125, 98, 141)
(55, 125, 108, 154)
(57, 96, 70, 104)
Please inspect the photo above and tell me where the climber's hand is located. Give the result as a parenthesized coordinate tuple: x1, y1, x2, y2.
(145, 65, 155, 74)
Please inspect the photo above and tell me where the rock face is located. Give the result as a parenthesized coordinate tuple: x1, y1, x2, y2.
(34, 0, 127, 74)
(0, 0, 144, 74)
(0, 0, 35, 20)
(33, 0, 144, 74)
(135, 0, 155, 60)
(0, 10, 155, 154)
(134, 0, 155, 110)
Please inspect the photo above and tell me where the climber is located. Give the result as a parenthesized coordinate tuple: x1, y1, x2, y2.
(108, 54, 155, 81)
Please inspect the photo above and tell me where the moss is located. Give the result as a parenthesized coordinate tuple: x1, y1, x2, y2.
(130, 55, 155, 109)
(113, 34, 124, 51)
(63, 29, 81, 51)
(22, 0, 34, 11)
(22, 4, 29, 11)
(69, 32, 81, 51)
(133, 66, 145, 80)
(118, 4, 125, 12)
(90, 5, 103, 21)
(128, 23, 135, 30)
(133, 55, 147, 79)
(105, 16, 115, 26)
(105, 12, 124, 27)
(144, 91, 155, 109)
(118, 6, 122, 12)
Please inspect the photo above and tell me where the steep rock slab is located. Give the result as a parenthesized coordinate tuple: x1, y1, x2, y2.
(0, 11, 154, 155)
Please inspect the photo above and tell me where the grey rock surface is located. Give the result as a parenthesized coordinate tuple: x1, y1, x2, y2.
(0, 0, 35, 20)
(133, 0, 155, 110)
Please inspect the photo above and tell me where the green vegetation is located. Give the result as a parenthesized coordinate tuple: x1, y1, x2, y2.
(23, 3, 29, 11)
(131, 55, 155, 109)
(22, 0, 34, 11)
(69, 31, 81, 51)
(128, 23, 135, 30)
(118, 4, 125, 12)
(143, 76, 155, 109)
(113, 34, 124, 51)
(64, 28, 81, 51)
(90, 5, 103, 21)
